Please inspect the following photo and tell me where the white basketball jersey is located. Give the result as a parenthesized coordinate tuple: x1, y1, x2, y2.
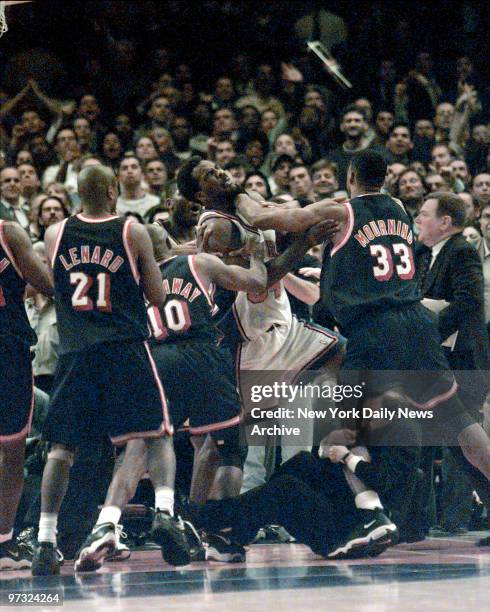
(198, 210, 291, 341)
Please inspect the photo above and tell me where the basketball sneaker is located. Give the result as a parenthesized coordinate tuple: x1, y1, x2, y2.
(74, 523, 117, 572)
(150, 510, 190, 566)
(183, 520, 206, 562)
(31, 542, 59, 575)
(0, 539, 32, 571)
(205, 531, 246, 563)
(106, 524, 131, 562)
(17, 527, 64, 565)
(327, 509, 398, 560)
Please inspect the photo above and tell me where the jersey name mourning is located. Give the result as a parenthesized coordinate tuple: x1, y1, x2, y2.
(354, 219, 414, 248)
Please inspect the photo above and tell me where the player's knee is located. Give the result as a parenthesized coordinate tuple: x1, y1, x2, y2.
(47, 445, 74, 467)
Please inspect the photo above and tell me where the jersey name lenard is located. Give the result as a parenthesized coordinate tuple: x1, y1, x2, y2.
(354, 219, 414, 248)
(58, 245, 124, 273)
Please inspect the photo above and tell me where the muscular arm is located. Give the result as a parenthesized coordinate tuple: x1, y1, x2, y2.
(236, 193, 347, 233)
(283, 273, 320, 305)
(196, 252, 267, 294)
(6, 222, 53, 296)
(129, 223, 166, 306)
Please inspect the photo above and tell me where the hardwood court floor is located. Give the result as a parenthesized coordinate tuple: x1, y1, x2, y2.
(1, 534, 489, 611)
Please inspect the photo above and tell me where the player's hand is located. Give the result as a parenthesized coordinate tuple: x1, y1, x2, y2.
(305, 219, 339, 248)
(322, 445, 349, 463)
(299, 266, 321, 280)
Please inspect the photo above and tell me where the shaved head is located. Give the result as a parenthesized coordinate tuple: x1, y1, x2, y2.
(78, 164, 116, 208)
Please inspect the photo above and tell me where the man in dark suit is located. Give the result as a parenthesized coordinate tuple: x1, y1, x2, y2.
(415, 191, 489, 413)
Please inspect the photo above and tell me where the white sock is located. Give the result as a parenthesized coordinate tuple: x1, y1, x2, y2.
(96, 505, 121, 527)
(355, 490, 383, 511)
(0, 530, 13, 544)
(38, 513, 58, 545)
(155, 486, 174, 516)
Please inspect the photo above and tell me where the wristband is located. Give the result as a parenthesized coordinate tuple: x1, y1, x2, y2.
(340, 451, 351, 464)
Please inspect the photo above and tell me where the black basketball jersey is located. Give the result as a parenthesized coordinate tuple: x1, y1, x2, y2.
(148, 254, 220, 344)
(52, 215, 148, 354)
(321, 194, 421, 330)
(0, 221, 36, 345)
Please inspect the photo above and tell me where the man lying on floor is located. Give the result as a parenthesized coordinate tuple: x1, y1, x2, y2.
(186, 413, 422, 560)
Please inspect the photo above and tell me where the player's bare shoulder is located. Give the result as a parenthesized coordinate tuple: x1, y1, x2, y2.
(197, 216, 243, 255)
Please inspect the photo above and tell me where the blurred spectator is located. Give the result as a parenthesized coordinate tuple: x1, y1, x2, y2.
(311, 159, 339, 198)
(116, 155, 159, 220)
(144, 159, 168, 200)
(18, 163, 41, 201)
(327, 105, 369, 190)
(269, 153, 294, 195)
(477, 203, 490, 339)
(0, 166, 30, 230)
(289, 163, 315, 205)
(244, 171, 272, 200)
(42, 128, 80, 192)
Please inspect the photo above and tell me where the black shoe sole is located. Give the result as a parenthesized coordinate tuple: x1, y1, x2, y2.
(31, 556, 59, 576)
(328, 526, 398, 560)
(151, 525, 190, 567)
(75, 541, 115, 572)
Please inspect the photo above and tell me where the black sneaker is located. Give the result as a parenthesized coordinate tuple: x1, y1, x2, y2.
(74, 523, 117, 572)
(18, 528, 64, 566)
(182, 520, 206, 562)
(31, 542, 59, 576)
(205, 531, 246, 563)
(0, 539, 32, 571)
(327, 509, 398, 560)
(150, 510, 190, 566)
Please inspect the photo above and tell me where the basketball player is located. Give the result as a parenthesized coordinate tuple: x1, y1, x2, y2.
(316, 151, 490, 488)
(178, 160, 345, 556)
(0, 221, 52, 570)
(31, 165, 188, 576)
(108, 223, 268, 562)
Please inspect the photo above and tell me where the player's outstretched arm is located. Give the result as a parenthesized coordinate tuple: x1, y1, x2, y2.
(265, 219, 339, 287)
(5, 222, 53, 296)
(196, 248, 267, 294)
(236, 193, 347, 233)
(129, 223, 166, 306)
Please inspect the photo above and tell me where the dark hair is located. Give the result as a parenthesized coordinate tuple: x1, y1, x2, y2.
(389, 123, 411, 137)
(289, 162, 311, 177)
(176, 156, 202, 201)
(342, 104, 367, 122)
(349, 150, 387, 188)
(118, 153, 140, 170)
(271, 153, 295, 172)
(426, 191, 466, 228)
(224, 158, 252, 173)
(244, 170, 272, 199)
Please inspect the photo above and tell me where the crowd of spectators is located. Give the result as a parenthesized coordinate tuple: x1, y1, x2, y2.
(1, 1, 489, 542)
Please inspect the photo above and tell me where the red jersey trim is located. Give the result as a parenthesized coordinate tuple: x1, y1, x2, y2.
(188, 254, 214, 309)
(76, 214, 119, 223)
(122, 219, 140, 284)
(0, 220, 24, 279)
(50, 218, 69, 268)
(330, 201, 354, 257)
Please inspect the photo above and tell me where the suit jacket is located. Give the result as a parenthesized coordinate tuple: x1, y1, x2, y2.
(0, 199, 30, 230)
(415, 233, 489, 370)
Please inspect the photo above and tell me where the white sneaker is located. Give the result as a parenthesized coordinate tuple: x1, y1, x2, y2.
(106, 524, 131, 562)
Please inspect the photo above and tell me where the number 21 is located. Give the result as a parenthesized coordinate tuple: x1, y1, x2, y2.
(70, 272, 112, 312)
